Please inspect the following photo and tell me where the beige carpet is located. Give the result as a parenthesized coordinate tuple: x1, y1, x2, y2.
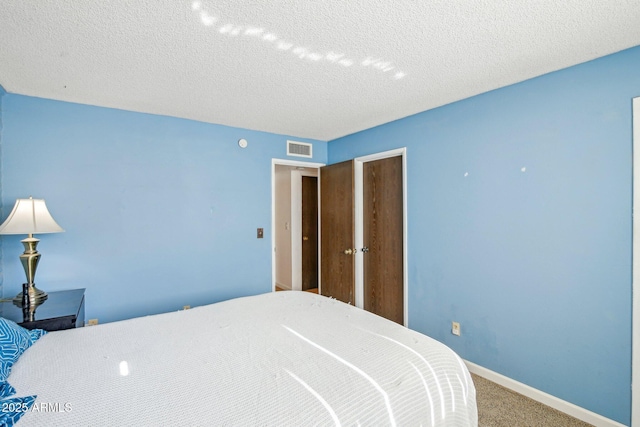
(473, 374, 593, 427)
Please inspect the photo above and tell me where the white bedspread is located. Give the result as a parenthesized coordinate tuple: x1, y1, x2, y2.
(10, 291, 477, 426)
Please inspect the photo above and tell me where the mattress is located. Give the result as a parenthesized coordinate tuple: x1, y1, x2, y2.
(9, 291, 477, 426)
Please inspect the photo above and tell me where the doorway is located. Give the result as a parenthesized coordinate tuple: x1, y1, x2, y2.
(271, 149, 407, 326)
(272, 160, 324, 293)
(301, 175, 318, 291)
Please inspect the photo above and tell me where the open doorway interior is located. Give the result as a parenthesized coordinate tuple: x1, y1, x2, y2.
(274, 163, 320, 293)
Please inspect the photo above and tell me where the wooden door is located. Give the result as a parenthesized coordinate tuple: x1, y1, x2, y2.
(301, 176, 318, 291)
(320, 160, 355, 304)
(363, 156, 403, 324)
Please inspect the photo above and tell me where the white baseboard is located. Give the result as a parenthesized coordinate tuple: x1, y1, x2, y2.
(275, 282, 291, 291)
(465, 360, 626, 427)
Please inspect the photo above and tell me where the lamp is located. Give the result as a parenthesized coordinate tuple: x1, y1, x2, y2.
(0, 197, 64, 306)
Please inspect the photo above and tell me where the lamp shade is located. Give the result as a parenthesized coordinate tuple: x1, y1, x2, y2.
(0, 197, 64, 235)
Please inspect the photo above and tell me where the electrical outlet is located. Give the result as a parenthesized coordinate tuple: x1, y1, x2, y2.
(452, 321, 461, 336)
(87, 319, 99, 326)
(183, 305, 190, 310)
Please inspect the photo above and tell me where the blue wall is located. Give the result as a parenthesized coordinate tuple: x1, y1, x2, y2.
(328, 46, 640, 424)
(0, 95, 327, 323)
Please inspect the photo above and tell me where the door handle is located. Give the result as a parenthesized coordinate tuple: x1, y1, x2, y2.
(344, 248, 357, 255)
(303, 236, 309, 241)
(361, 247, 369, 253)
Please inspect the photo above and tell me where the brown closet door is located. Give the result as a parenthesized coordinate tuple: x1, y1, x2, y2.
(301, 176, 318, 291)
(320, 160, 355, 304)
(363, 156, 403, 324)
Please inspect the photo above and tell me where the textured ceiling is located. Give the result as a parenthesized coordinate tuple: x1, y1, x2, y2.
(1, 1, 639, 141)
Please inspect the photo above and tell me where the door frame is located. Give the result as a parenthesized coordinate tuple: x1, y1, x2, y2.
(271, 159, 325, 292)
(353, 148, 408, 326)
(632, 96, 639, 425)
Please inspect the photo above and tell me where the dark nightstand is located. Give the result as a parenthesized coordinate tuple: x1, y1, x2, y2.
(0, 288, 85, 331)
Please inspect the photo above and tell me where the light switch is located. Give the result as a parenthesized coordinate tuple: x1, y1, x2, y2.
(257, 228, 264, 238)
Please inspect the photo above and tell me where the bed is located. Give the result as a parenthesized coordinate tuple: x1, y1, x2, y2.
(4, 291, 477, 426)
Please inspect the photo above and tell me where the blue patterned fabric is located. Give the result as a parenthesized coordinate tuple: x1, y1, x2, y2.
(0, 317, 47, 382)
(0, 395, 36, 426)
(0, 319, 45, 425)
(0, 383, 15, 399)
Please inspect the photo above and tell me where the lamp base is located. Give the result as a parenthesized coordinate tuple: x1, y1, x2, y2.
(13, 285, 48, 307)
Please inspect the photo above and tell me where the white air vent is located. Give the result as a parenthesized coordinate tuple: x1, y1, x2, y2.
(287, 140, 313, 158)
